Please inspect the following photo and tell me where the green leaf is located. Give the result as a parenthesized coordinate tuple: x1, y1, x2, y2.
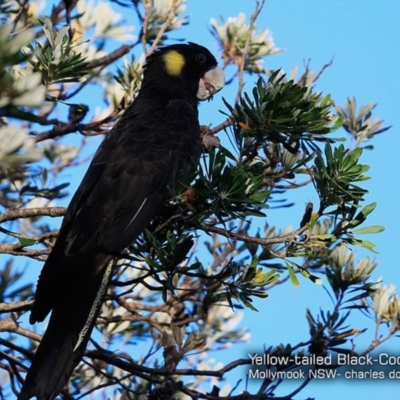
(219, 145, 237, 161)
(312, 234, 336, 241)
(352, 225, 385, 234)
(298, 267, 323, 285)
(18, 237, 36, 246)
(353, 202, 376, 224)
(351, 238, 379, 253)
(287, 265, 299, 287)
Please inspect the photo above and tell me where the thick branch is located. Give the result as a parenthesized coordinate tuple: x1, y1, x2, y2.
(210, 117, 234, 135)
(33, 114, 116, 143)
(0, 207, 66, 224)
(0, 316, 41, 342)
(0, 300, 33, 313)
(87, 44, 134, 69)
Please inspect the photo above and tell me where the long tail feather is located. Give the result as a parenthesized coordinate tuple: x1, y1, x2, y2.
(18, 259, 114, 400)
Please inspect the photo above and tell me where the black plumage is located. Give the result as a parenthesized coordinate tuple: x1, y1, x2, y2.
(18, 42, 224, 400)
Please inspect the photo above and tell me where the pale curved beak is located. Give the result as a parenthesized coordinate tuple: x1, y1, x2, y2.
(197, 66, 225, 101)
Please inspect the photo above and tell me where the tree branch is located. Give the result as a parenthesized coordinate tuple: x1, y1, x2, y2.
(201, 223, 308, 247)
(0, 207, 66, 224)
(33, 114, 117, 142)
(0, 301, 33, 313)
(87, 44, 134, 69)
(148, 0, 179, 55)
(235, 0, 265, 103)
(0, 315, 42, 342)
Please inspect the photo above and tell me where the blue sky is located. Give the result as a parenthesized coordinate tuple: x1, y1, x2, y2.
(5, 1, 400, 399)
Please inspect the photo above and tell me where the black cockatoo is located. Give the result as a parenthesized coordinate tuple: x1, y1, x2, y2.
(18, 42, 224, 400)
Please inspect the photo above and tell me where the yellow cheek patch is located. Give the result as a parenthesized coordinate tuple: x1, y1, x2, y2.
(163, 50, 185, 76)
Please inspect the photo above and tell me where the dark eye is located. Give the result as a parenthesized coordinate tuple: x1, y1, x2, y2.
(196, 53, 207, 64)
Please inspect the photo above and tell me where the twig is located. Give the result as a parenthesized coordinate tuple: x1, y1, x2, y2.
(0, 315, 42, 342)
(11, 0, 29, 33)
(313, 55, 335, 83)
(61, 44, 133, 102)
(0, 300, 33, 313)
(210, 117, 234, 135)
(87, 44, 134, 69)
(33, 113, 116, 142)
(0, 229, 58, 259)
(141, 0, 152, 54)
(201, 223, 308, 246)
(148, 0, 179, 55)
(235, 0, 265, 103)
(299, 55, 335, 87)
(0, 207, 66, 224)
(276, 375, 312, 399)
(0, 242, 52, 259)
(88, 348, 251, 378)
